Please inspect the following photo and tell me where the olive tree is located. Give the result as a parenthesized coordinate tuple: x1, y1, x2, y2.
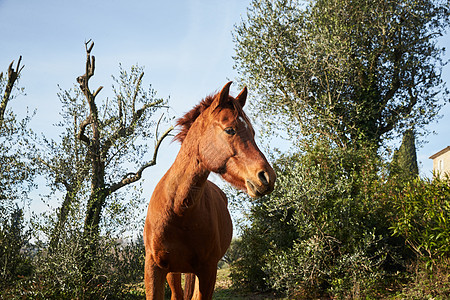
(34, 41, 173, 291)
(234, 0, 449, 149)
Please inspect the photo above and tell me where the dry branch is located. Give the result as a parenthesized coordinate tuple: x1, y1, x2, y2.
(76, 40, 103, 147)
(132, 71, 144, 113)
(101, 98, 165, 158)
(108, 124, 173, 193)
(1, 56, 24, 125)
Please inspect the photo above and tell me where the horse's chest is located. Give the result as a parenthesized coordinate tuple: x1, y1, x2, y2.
(151, 217, 219, 271)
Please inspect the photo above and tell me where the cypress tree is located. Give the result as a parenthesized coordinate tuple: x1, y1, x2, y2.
(391, 129, 419, 178)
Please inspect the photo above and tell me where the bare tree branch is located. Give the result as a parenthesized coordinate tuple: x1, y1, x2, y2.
(101, 99, 165, 158)
(132, 71, 144, 114)
(76, 40, 103, 147)
(132, 99, 165, 125)
(1, 56, 24, 125)
(108, 125, 173, 194)
(77, 115, 93, 145)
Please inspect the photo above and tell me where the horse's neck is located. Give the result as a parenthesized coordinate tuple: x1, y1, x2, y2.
(165, 142, 210, 215)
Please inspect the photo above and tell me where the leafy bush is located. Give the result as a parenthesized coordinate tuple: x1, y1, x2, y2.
(231, 144, 409, 298)
(32, 235, 145, 299)
(1, 228, 145, 299)
(230, 221, 274, 292)
(219, 238, 243, 269)
(391, 176, 450, 264)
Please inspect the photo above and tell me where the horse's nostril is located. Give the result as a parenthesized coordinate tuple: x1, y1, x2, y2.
(258, 171, 269, 186)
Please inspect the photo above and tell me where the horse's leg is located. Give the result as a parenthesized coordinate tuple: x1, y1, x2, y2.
(167, 272, 183, 300)
(196, 266, 217, 300)
(144, 256, 167, 300)
(184, 273, 196, 300)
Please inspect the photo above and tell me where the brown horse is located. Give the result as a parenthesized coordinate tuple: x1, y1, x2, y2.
(143, 82, 276, 299)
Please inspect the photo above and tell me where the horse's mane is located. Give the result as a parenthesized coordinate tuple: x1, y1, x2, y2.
(174, 94, 216, 144)
(174, 92, 241, 144)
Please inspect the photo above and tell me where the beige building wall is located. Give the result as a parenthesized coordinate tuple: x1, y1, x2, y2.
(430, 146, 450, 179)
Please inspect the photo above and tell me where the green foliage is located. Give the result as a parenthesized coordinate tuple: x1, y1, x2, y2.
(0, 46, 170, 297)
(219, 238, 242, 269)
(230, 222, 273, 291)
(234, 0, 450, 148)
(0, 206, 33, 290)
(231, 145, 450, 298)
(231, 144, 409, 298)
(231, 1, 450, 297)
(30, 44, 170, 291)
(113, 235, 146, 284)
(391, 176, 450, 263)
(1, 232, 145, 299)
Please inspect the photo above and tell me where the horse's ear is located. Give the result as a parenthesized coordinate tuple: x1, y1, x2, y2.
(236, 86, 247, 108)
(218, 81, 233, 106)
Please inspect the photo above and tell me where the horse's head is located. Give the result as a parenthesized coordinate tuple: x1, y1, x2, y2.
(176, 82, 276, 197)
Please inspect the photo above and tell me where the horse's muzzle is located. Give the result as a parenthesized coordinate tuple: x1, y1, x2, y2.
(246, 170, 275, 198)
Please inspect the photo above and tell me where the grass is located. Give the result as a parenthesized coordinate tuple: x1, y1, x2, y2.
(124, 268, 283, 299)
(214, 268, 283, 300)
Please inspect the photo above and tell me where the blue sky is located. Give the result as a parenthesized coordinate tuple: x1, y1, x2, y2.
(1, 0, 252, 215)
(1, 0, 449, 217)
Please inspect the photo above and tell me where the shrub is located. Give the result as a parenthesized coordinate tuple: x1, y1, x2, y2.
(230, 144, 409, 298)
(0, 230, 145, 299)
(391, 176, 450, 265)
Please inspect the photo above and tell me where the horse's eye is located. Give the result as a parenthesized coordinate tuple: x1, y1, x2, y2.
(224, 127, 236, 135)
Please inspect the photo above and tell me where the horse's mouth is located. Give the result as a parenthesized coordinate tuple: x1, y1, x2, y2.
(246, 180, 267, 198)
